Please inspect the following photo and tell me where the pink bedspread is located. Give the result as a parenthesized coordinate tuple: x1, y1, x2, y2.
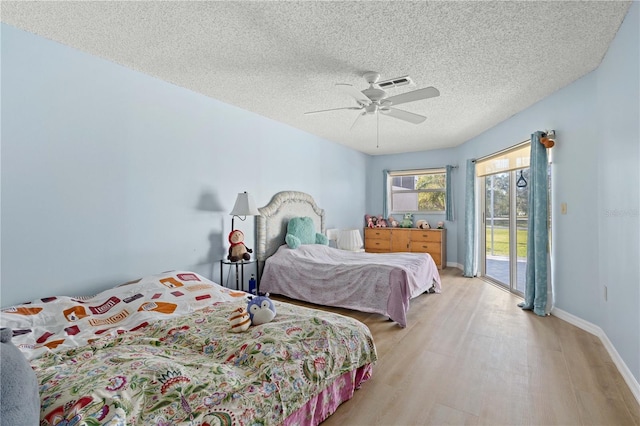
(260, 245, 442, 327)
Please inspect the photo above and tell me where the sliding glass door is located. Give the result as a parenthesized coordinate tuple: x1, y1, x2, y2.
(481, 168, 529, 294)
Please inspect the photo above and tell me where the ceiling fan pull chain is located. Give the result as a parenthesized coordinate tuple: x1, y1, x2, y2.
(377, 111, 380, 148)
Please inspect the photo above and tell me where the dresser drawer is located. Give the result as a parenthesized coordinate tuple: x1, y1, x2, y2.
(410, 241, 442, 253)
(411, 231, 442, 243)
(365, 247, 389, 254)
(364, 228, 390, 239)
(365, 239, 391, 251)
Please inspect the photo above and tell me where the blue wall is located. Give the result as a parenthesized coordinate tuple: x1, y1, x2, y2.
(369, 2, 639, 384)
(595, 1, 639, 384)
(0, 24, 368, 306)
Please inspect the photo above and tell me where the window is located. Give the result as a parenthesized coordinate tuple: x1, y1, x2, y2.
(388, 168, 446, 213)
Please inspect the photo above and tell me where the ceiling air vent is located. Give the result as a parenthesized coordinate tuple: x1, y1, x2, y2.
(377, 75, 413, 89)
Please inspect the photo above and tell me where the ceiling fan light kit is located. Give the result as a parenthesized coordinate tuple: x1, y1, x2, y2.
(304, 71, 440, 146)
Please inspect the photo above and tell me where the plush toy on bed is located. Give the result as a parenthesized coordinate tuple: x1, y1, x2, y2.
(228, 229, 252, 262)
(247, 294, 276, 325)
(416, 220, 430, 229)
(228, 307, 251, 332)
(285, 216, 329, 249)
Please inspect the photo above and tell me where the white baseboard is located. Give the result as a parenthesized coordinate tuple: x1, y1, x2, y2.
(446, 261, 463, 270)
(551, 307, 640, 405)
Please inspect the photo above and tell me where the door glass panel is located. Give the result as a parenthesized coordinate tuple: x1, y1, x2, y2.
(515, 168, 529, 293)
(485, 173, 510, 286)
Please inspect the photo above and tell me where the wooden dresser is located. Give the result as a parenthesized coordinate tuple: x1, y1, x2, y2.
(364, 228, 446, 269)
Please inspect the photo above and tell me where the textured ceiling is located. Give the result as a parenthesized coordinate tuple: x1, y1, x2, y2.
(1, 1, 631, 155)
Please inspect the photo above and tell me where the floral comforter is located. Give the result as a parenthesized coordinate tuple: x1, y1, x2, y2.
(0, 271, 377, 425)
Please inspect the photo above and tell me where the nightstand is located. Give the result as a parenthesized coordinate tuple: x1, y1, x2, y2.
(219, 259, 259, 292)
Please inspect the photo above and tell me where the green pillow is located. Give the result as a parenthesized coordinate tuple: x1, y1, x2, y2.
(285, 217, 329, 249)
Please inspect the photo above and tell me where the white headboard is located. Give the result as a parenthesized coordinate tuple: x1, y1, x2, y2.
(256, 191, 326, 262)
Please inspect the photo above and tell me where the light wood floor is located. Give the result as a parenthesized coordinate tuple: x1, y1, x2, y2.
(274, 268, 640, 426)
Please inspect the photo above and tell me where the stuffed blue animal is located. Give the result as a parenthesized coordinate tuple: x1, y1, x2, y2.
(247, 294, 276, 325)
(285, 216, 329, 249)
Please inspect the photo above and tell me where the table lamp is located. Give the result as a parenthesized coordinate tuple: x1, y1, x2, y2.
(230, 191, 260, 231)
(337, 229, 364, 251)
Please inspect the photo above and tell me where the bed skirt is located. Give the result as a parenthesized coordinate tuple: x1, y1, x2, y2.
(283, 363, 373, 425)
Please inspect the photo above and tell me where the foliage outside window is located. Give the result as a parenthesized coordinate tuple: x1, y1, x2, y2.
(388, 169, 446, 213)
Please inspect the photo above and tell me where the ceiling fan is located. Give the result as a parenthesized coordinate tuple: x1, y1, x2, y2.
(304, 71, 440, 131)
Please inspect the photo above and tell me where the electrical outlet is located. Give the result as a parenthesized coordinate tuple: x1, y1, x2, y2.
(561, 203, 567, 215)
(604, 285, 608, 301)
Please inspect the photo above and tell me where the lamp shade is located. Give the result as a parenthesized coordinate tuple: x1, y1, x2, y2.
(229, 192, 260, 217)
(337, 229, 364, 251)
(326, 228, 340, 242)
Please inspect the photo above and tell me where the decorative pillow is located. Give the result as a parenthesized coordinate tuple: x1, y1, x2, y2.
(0, 327, 40, 426)
(285, 216, 329, 249)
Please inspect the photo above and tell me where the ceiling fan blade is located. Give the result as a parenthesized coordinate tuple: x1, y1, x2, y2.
(336, 84, 371, 105)
(381, 107, 427, 124)
(304, 106, 362, 115)
(385, 86, 440, 106)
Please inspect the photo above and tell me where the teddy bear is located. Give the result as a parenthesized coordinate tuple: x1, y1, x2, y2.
(416, 220, 430, 229)
(388, 215, 399, 228)
(228, 229, 252, 262)
(437, 221, 445, 229)
(400, 213, 414, 228)
(377, 215, 388, 227)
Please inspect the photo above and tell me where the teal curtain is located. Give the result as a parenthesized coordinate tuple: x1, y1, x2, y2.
(518, 131, 552, 316)
(463, 159, 476, 277)
(382, 169, 389, 219)
(445, 165, 453, 221)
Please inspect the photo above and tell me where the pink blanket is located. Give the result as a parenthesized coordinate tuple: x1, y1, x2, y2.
(260, 245, 441, 327)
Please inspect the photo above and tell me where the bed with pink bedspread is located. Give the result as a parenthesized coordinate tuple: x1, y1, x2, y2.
(256, 191, 442, 328)
(0, 270, 377, 425)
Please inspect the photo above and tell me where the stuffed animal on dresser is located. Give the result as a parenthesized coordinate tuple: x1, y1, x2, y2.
(365, 214, 373, 228)
(400, 213, 414, 228)
(416, 220, 430, 229)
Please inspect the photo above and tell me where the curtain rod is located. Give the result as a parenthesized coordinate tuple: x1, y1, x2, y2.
(471, 129, 556, 163)
(472, 139, 529, 163)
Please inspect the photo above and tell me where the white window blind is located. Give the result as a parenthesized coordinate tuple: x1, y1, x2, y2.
(476, 143, 530, 177)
